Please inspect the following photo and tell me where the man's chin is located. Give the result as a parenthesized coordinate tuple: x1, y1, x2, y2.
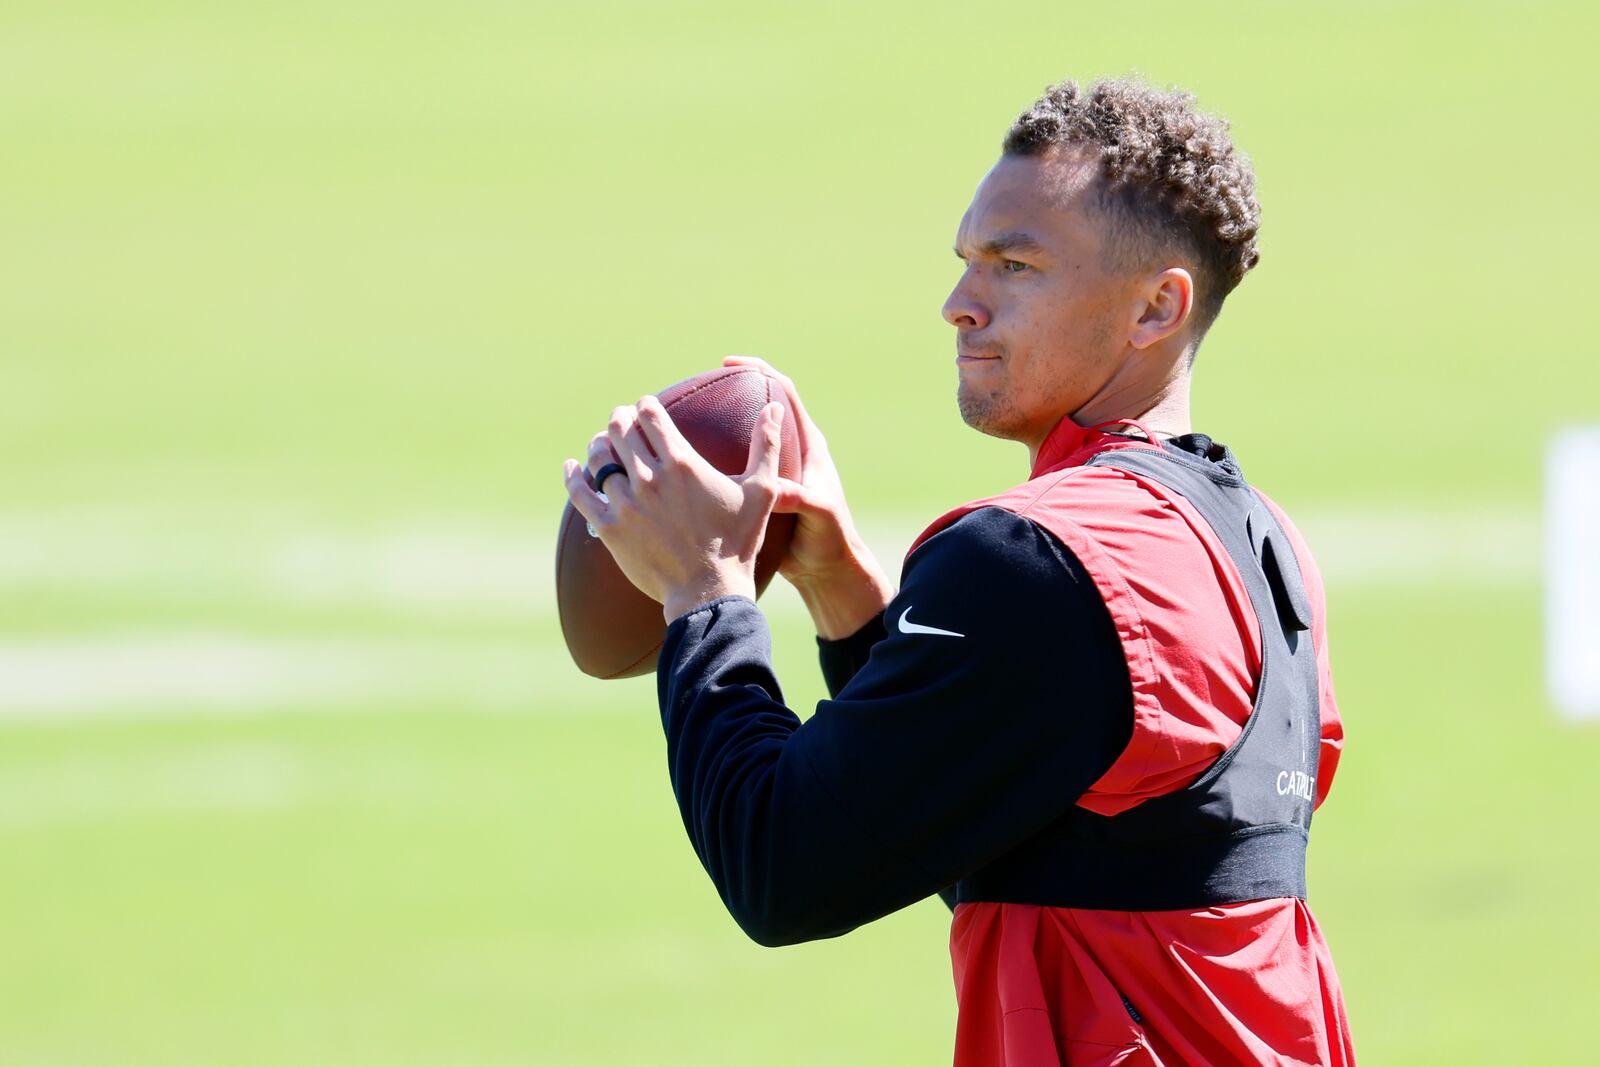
(956, 390, 1023, 442)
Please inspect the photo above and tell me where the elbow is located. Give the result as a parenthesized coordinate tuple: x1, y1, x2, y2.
(736, 913, 807, 949)
(724, 888, 853, 948)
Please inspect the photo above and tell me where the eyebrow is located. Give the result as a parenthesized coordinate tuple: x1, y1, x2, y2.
(953, 231, 1046, 259)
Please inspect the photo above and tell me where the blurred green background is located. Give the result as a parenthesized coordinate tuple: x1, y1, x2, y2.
(3, 1, 1597, 1063)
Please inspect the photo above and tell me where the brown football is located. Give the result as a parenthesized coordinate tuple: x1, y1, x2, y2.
(555, 366, 803, 679)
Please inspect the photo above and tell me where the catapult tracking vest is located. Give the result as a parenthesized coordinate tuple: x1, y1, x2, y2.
(910, 436, 1321, 910)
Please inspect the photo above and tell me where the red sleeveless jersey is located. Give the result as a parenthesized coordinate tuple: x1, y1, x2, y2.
(911, 417, 1355, 1066)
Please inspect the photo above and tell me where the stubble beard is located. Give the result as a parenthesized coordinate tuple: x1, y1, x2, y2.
(956, 370, 1024, 441)
(953, 383, 1017, 438)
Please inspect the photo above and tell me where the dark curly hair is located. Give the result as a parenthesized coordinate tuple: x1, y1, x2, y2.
(1004, 78, 1260, 334)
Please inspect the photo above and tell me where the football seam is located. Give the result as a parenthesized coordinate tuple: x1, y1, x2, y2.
(661, 367, 752, 409)
(604, 642, 663, 680)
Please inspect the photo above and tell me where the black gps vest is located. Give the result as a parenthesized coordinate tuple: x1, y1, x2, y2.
(954, 441, 1323, 911)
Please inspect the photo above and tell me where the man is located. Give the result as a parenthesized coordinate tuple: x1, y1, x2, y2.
(562, 77, 1355, 1065)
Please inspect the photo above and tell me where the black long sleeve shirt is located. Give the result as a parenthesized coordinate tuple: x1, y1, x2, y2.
(655, 506, 1133, 947)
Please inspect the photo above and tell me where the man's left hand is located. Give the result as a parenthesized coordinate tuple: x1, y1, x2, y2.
(563, 395, 786, 623)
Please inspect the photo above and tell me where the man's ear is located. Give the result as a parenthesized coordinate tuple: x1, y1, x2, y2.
(1128, 267, 1194, 350)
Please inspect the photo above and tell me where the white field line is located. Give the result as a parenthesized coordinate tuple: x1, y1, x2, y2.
(0, 511, 558, 616)
(0, 505, 1538, 718)
(0, 634, 575, 720)
(0, 504, 1540, 610)
(0, 743, 304, 826)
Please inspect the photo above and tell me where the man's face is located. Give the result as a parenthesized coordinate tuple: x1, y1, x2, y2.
(943, 150, 1138, 450)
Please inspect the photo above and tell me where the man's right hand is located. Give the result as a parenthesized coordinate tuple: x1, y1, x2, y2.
(722, 355, 896, 640)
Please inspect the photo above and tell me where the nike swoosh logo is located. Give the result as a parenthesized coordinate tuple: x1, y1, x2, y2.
(897, 606, 965, 638)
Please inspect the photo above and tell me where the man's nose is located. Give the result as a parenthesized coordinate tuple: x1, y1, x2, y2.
(942, 278, 990, 330)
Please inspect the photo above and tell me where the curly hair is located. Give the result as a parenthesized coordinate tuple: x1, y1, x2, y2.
(1004, 78, 1260, 333)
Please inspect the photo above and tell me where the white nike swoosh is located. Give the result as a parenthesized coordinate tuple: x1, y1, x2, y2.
(897, 606, 965, 638)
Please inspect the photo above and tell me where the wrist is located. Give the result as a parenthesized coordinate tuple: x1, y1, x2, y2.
(789, 538, 895, 640)
(662, 571, 757, 624)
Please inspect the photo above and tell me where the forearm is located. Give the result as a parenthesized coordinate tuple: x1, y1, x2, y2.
(787, 532, 895, 640)
(652, 511, 1137, 946)
(657, 596, 936, 946)
(817, 610, 888, 698)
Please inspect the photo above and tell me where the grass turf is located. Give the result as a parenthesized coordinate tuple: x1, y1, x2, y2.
(2, 1, 1597, 1062)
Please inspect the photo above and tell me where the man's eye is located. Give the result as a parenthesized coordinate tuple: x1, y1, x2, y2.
(1004, 260, 1029, 273)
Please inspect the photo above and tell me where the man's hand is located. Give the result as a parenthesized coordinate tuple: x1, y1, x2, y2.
(722, 356, 895, 639)
(563, 395, 786, 623)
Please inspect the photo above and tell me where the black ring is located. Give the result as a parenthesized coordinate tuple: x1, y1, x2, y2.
(592, 462, 627, 492)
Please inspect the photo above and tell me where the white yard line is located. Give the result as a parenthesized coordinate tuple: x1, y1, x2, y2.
(0, 504, 1542, 607)
(0, 504, 1541, 718)
(0, 742, 304, 826)
(0, 510, 559, 616)
(0, 633, 574, 720)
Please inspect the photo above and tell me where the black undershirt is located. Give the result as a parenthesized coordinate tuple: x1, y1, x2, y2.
(656, 506, 1134, 946)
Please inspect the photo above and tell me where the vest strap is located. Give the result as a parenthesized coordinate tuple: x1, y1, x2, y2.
(957, 825, 1308, 911)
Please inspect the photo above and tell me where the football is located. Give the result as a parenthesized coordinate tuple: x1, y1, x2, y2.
(555, 366, 803, 679)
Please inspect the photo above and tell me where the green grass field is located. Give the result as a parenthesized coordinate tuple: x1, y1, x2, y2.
(3, 2, 1598, 1063)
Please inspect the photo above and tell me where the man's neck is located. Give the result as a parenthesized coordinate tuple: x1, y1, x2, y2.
(1026, 392, 1193, 469)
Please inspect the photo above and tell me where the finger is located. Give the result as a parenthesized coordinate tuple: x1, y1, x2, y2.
(606, 404, 655, 482)
(586, 431, 619, 477)
(724, 355, 797, 404)
(563, 458, 611, 526)
(633, 395, 689, 465)
(771, 476, 829, 516)
(723, 353, 778, 375)
(740, 402, 784, 483)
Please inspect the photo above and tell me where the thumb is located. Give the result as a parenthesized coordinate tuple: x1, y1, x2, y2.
(771, 476, 829, 517)
(741, 402, 784, 483)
